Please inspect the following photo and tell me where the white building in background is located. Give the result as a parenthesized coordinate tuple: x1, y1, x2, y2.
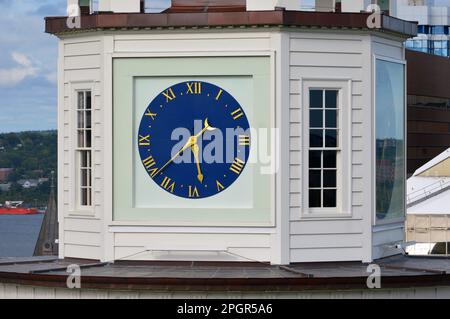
(395, 0, 450, 57)
(407, 148, 450, 255)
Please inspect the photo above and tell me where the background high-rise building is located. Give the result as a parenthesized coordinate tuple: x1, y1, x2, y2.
(396, 0, 450, 57)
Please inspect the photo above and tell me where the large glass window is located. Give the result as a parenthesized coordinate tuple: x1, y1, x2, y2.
(309, 89, 339, 209)
(376, 59, 405, 222)
(76, 91, 93, 207)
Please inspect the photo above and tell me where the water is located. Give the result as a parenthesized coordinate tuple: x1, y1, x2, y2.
(0, 214, 44, 257)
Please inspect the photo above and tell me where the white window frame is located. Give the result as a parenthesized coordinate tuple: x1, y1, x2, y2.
(76, 90, 93, 209)
(69, 82, 95, 216)
(372, 55, 407, 226)
(301, 78, 352, 218)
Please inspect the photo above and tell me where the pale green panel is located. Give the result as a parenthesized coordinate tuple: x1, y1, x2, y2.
(113, 57, 273, 226)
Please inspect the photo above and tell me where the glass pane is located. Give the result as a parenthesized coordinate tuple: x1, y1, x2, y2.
(86, 111, 92, 129)
(310, 90, 323, 108)
(87, 169, 92, 187)
(323, 150, 337, 168)
(325, 90, 338, 109)
(77, 111, 84, 129)
(78, 130, 84, 148)
(325, 110, 337, 128)
(86, 150, 91, 167)
(80, 151, 87, 167)
(309, 151, 321, 168)
(310, 110, 323, 128)
(323, 170, 336, 188)
(323, 190, 337, 207)
(86, 91, 92, 110)
(77, 92, 84, 110)
(309, 190, 321, 208)
(376, 59, 405, 221)
(86, 130, 92, 148)
(310, 129, 323, 147)
(325, 130, 337, 147)
(309, 170, 321, 188)
(81, 169, 87, 187)
(81, 188, 87, 206)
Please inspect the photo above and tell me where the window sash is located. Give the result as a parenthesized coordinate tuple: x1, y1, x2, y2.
(76, 90, 93, 208)
(308, 89, 340, 209)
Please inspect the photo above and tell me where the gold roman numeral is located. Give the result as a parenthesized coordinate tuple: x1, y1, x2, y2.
(230, 157, 245, 175)
(139, 134, 150, 146)
(189, 186, 200, 198)
(231, 108, 244, 120)
(144, 109, 157, 120)
(161, 177, 175, 193)
(186, 82, 202, 95)
(238, 135, 250, 146)
(216, 180, 225, 192)
(162, 88, 176, 102)
(216, 89, 223, 101)
(143, 155, 158, 178)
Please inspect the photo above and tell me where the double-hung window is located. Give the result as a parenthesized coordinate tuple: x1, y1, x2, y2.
(308, 89, 339, 209)
(76, 90, 93, 207)
(302, 79, 351, 217)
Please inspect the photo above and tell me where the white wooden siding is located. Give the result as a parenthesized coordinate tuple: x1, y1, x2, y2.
(59, 36, 104, 260)
(288, 32, 369, 262)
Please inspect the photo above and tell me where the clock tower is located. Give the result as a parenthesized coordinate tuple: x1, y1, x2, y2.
(46, 0, 416, 265)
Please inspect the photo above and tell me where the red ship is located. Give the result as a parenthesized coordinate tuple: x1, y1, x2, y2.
(0, 201, 38, 215)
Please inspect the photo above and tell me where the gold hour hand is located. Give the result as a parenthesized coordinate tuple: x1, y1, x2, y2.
(155, 136, 195, 176)
(154, 119, 215, 178)
(191, 143, 204, 183)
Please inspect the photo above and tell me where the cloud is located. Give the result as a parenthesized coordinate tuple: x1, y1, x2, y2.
(46, 72, 58, 84)
(12, 52, 32, 67)
(0, 52, 38, 87)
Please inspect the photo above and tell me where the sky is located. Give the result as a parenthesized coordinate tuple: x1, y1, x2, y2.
(0, 0, 67, 133)
(0, 0, 171, 134)
(0, 0, 311, 134)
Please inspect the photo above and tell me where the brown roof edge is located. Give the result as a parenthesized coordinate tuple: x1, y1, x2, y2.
(0, 271, 449, 291)
(45, 11, 417, 37)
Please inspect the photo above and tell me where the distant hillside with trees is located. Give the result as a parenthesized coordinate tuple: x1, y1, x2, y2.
(0, 130, 57, 207)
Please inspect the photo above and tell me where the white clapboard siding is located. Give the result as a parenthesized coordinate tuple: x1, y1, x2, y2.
(290, 247, 364, 262)
(3, 282, 450, 298)
(114, 36, 272, 53)
(288, 32, 368, 262)
(64, 231, 102, 247)
(64, 244, 102, 260)
(60, 36, 104, 261)
(113, 232, 271, 262)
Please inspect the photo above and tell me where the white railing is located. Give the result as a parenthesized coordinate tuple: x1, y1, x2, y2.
(407, 179, 450, 206)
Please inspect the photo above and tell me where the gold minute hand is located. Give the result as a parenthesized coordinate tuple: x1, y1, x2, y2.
(191, 143, 204, 183)
(154, 119, 215, 177)
(155, 136, 195, 177)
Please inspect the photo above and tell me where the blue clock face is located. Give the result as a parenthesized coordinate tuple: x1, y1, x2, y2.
(137, 81, 251, 199)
